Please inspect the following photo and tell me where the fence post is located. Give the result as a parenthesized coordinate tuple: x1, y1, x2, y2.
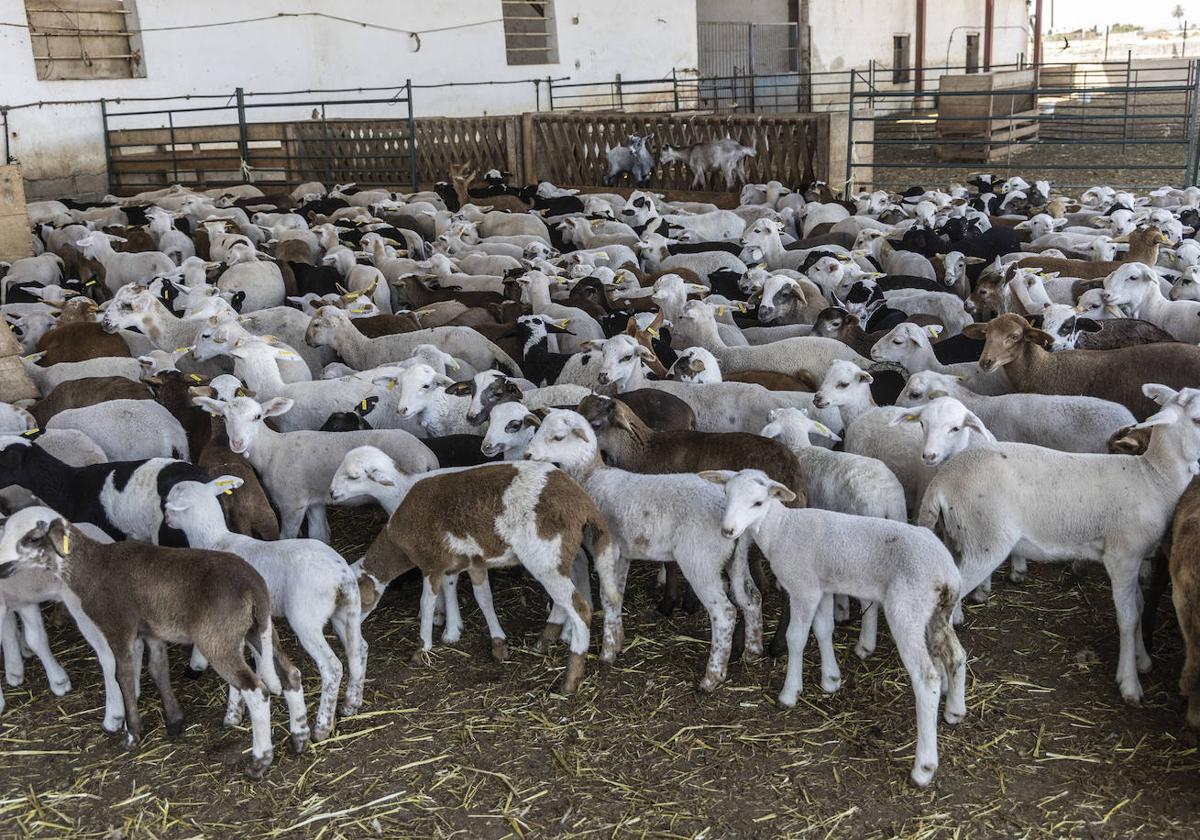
(234, 87, 249, 183)
(672, 68, 680, 113)
(167, 110, 177, 185)
(615, 73, 623, 109)
(869, 59, 876, 108)
(405, 79, 418, 191)
(100, 98, 116, 195)
(1122, 50, 1132, 151)
(1188, 63, 1200, 185)
(844, 71, 856, 196)
(546, 76, 554, 111)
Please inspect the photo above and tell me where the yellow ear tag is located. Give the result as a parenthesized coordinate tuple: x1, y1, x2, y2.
(647, 328, 660, 339)
(904, 413, 920, 422)
(85, 280, 96, 286)
(736, 303, 747, 313)
(215, 479, 235, 496)
(360, 399, 368, 411)
(188, 374, 202, 383)
(61, 531, 70, 555)
(717, 306, 726, 317)
(387, 380, 395, 391)
(21, 428, 39, 437)
(813, 422, 833, 436)
(175, 346, 193, 353)
(559, 319, 570, 328)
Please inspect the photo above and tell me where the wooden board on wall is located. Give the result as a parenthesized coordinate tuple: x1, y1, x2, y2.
(0, 165, 34, 263)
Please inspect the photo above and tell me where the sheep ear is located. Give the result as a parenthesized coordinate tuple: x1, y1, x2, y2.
(192, 395, 227, 415)
(767, 481, 798, 502)
(261, 397, 294, 417)
(961, 323, 988, 340)
(888, 411, 922, 426)
(1025, 328, 1056, 349)
(856, 370, 873, 384)
(211, 475, 244, 496)
(365, 467, 396, 487)
(444, 381, 472, 396)
(697, 470, 733, 485)
(1143, 383, 1179, 405)
(964, 411, 996, 442)
(521, 413, 542, 429)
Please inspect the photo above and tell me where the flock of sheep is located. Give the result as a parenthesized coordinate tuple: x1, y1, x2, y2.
(1, 167, 1199, 789)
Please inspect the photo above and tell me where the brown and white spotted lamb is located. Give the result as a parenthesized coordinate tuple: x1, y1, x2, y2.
(356, 460, 622, 694)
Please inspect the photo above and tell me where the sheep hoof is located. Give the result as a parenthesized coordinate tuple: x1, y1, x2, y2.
(855, 644, 874, 661)
(911, 763, 937, 788)
(340, 700, 362, 718)
(1120, 684, 1143, 707)
(245, 751, 273, 780)
(944, 708, 965, 726)
(290, 732, 310, 755)
(4, 672, 21, 688)
(820, 675, 842, 694)
(123, 731, 141, 750)
(165, 717, 185, 738)
(559, 652, 586, 694)
(535, 623, 562, 653)
(491, 638, 509, 663)
(102, 715, 124, 734)
(776, 690, 798, 708)
(697, 672, 723, 694)
(409, 648, 432, 667)
(182, 665, 206, 680)
(49, 676, 71, 696)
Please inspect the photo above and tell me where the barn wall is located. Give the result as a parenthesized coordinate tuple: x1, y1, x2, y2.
(806, 0, 1029, 74)
(0, 0, 698, 198)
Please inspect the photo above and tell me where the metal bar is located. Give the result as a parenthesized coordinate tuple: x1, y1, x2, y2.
(168, 110, 177, 184)
(405, 79, 417, 191)
(844, 69, 856, 192)
(1189, 66, 1200, 185)
(0, 109, 9, 165)
(99, 98, 113, 194)
(234, 87, 249, 179)
(546, 75, 554, 110)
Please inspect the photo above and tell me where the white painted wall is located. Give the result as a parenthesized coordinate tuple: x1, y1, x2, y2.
(807, 0, 1028, 74)
(0, 0, 697, 196)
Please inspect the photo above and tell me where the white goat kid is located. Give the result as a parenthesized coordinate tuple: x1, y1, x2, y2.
(164, 478, 365, 741)
(702, 468, 966, 788)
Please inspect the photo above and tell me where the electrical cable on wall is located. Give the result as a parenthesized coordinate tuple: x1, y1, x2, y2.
(0, 10, 506, 53)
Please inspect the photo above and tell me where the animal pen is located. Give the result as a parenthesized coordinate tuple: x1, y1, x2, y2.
(101, 85, 835, 197)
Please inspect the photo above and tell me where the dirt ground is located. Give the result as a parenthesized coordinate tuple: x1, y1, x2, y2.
(0, 504, 1197, 839)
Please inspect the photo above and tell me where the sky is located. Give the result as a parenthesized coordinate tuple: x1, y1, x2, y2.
(1048, 0, 1195, 31)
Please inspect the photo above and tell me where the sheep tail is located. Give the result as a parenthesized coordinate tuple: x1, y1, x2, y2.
(254, 615, 283, 695)
(336, 572, 366, 660)
(925, 583, 965, 678)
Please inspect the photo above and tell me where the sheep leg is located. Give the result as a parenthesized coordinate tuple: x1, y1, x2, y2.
(15, 605, 69, 696)
(889, 605, 944, 788)
(279, 506, 306, 540)
(132, 638, 144, 701)
(813, 593, 842, 693)
(293, 616, 342, 742)
(1171, 572, 1200, 729)
(687, 568, 737, 693)
(112, 639, 143, 748)
(303, 504, 329, 544)
(658, 564, 684, 616)
(70, 605, 124, 732)
(331, 609, 366, 717)
(778, 590, 822, 706)
(144, 639, 184, 737)
(2, 609, 23, 687)
(833, 593, 850, 622)
(594, 544, 626, 664)
(412, 575, 439, 664)
(464, 567, 507, 662)
(184, 646, 209, 679)
(269, 637, 310, 754)
(224, 684, 245, 727)
(525, 565, 590, 695)
(726, 539, 763, 660)
(240, 687, 274, 780)
(855, 600, 880, 660)
(1106, 556, 1146, 705)
(1008, 556, 1028, 584)
(439, 574, 462, 644)
(1142, 548, 1171, 654)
